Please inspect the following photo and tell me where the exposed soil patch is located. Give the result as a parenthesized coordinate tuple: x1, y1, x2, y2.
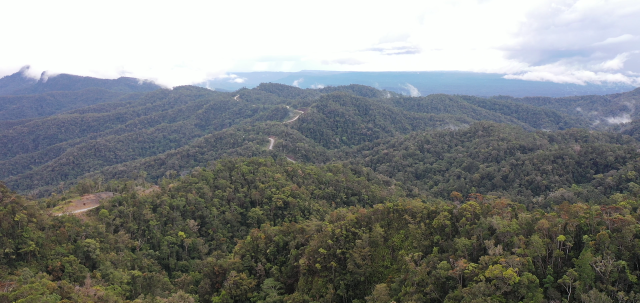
(55, 192, 114, 216)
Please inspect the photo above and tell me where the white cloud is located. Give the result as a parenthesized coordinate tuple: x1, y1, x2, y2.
(401, 83, 421, 97)
(597, 53, 632, 71)
(605, 114, 632, 124)
(504, 57, 640, 86)
(310, 84, 325, 89)
(292, 78, 304, 87)
(501, 0, 640, 86)
(215, 74, 247, 84)
(505, 70, 639, 86)
(228, 75, 247, 84)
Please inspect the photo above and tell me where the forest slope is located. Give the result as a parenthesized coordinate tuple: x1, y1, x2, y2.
(0, 88, 144, 121)
(498, 87, 640, 127)
(1, 87, 291, 193)
(0, 69, 161, 96)
(0, 82, 631, 195)
(2, 156, 640, 302)
(3, 82, 640, 302)
(345, 122, 640, 203)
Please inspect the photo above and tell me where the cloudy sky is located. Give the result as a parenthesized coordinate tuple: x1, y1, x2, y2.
(1, 0, 639, 87)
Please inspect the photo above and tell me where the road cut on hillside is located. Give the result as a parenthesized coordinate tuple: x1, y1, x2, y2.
(268, 137, 275, 150)
(284, 110, 304, 123)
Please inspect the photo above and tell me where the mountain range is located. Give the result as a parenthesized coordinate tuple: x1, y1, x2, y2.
(0, 71, 638, 197)
(2, 70, 640, 303)
(201, 70, 637, 97)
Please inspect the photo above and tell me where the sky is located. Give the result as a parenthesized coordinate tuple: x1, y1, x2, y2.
(1, 0, 639, 88)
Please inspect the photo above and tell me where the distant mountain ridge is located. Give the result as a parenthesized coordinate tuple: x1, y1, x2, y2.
(0, 66, 161, 96)
(1, 71, 639, 196)
(496, 87, 640, 126)
(0, 66, 37, 95)
(201, 70, 637, 97)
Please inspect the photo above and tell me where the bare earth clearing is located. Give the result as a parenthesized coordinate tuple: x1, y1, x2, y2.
(54, 192, 114, 216)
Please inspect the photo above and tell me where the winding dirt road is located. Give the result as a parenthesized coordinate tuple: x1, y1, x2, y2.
(267, 108, 305, 159)
(284, 110, 304, 123)
(268, 137, 275, 150)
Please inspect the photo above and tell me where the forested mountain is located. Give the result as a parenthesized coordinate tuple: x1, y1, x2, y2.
(345, 122, 640, 203)
(618, 119, 640, 141)
(0, 67, 37, 95)
(0, 81, 598, 195)
(2, 156, 640, 302)
(497, 87, 640, 127)
(0, 68, 161, 96)
(458, 95, 592, 130)
(290, 93, 475, 149)
(0, 87, 291, 193)
(0, 68, 162, 123)
(80, 122, 332, 186)
(2, 77, 640, 302)
(0, 89, 144, 121)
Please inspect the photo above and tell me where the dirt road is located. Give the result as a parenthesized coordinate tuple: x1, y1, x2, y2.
(284, 110, 304, 123)
(268, 137, 275, 150)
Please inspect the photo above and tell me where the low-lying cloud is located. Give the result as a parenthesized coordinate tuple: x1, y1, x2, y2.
(401, 83, 421, 97)
(504, 66, 640, 86)
(217, 74, 247, 84)
(292, 78, 304, 87)
(605, 113, 632, 124)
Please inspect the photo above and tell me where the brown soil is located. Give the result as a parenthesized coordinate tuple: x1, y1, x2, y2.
(57, 192, 114, 215)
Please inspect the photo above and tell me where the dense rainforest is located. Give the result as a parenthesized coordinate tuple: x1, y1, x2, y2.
(1, 73, 640, 302)
(2, 157, 640, 302)
(0, 80, 602, 196)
